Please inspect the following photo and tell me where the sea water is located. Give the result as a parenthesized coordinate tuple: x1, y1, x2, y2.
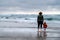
(0, 14, 60, 34)
(0, 14, 60, 22)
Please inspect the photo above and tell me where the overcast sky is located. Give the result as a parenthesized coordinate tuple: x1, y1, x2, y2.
(0, 0, 60, 14)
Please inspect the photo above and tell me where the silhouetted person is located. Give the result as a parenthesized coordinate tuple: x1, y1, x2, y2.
(37, 12, 44, 31)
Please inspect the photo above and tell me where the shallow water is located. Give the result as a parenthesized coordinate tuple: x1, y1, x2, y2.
(0, 28, 60, 40)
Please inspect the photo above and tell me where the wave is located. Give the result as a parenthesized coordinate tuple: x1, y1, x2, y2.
(0, 14, 60, 21)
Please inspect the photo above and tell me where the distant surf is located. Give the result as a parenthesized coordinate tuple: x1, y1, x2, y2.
(0, 14, 60, 21)
(0, 14, 60, 28)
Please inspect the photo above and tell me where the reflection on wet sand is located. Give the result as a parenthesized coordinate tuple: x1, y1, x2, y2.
(37, 31, 47, 40)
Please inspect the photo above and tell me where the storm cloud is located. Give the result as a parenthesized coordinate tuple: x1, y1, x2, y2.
(0, 0, 60, 12)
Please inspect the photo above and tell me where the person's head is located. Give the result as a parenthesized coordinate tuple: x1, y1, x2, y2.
(39, 12, 42, 15)
(44, 22, 46, 24)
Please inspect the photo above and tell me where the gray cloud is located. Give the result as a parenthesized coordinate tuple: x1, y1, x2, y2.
(0, 0, 60, 12)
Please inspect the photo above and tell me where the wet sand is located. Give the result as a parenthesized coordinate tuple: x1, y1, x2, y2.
(0, 28, 60, 40)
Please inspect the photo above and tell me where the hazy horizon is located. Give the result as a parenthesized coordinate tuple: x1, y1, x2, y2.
(0, 0, 60, 14)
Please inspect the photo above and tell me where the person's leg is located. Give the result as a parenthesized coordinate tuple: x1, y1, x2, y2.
(41, 24, 42, 29)
(44, 28, 46, 31)
(39, 21, 43, 29)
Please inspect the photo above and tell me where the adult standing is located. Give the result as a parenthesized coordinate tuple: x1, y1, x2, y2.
(37, 12, 44, 31)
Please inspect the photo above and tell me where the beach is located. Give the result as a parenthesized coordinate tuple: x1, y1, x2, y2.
(0, 14, 60, 40)
(0, 21, 60, 40)
(0, 0, 60, 40)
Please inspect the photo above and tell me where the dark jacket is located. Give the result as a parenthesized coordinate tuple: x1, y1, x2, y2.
(37, 15, 44, 22)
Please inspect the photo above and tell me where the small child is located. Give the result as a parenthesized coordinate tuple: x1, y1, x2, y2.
(43, 22, 47, 31)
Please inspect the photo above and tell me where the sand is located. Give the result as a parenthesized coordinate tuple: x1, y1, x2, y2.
(0, 21, 60, 40)
(0, 28, 60, 40)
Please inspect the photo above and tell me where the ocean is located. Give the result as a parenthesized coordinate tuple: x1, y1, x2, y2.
(0, 14, 60, 22)
(0, 14, 60, 29)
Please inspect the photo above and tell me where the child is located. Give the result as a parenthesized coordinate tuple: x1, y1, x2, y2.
(43, 22, 47, 31)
